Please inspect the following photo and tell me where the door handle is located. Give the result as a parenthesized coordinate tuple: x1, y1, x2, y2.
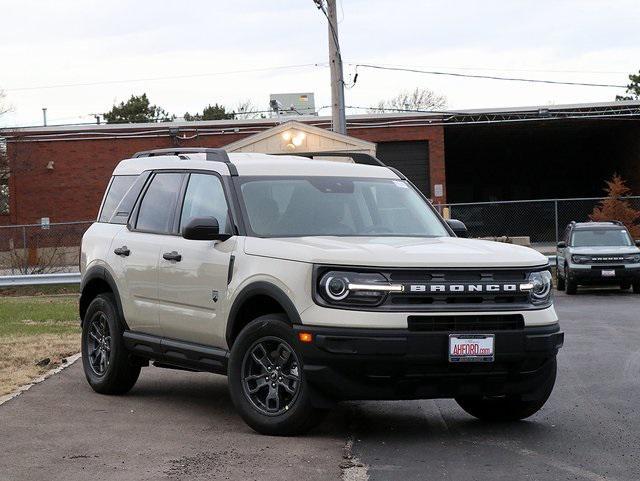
(163, 251, 182, 262)
(114, 246, 130, 257)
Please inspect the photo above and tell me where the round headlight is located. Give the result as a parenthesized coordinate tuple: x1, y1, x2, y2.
(324, 275, 349, 301)
(529, 271, 552, 302)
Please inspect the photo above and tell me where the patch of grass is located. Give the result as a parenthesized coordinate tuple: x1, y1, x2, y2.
(0, 295, 80, 396)
(0, 295, 79, 336)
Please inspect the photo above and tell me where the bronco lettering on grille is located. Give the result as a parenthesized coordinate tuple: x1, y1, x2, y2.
(408, 284, 523, 293)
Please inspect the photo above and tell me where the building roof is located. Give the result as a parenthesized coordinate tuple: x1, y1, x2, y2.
(2, 100, 639, 140)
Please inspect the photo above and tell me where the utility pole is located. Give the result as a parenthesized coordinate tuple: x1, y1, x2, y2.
(325, 0, 346, 134)
(42, 108, 47, 127)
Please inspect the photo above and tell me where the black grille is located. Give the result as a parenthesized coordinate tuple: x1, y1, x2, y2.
(408, 314, 525, 332)
(388, 269, 527, 282)
(385, 268, 533, 310)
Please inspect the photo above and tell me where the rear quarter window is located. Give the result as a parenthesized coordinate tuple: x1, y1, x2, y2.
(98, 175, 138, 223)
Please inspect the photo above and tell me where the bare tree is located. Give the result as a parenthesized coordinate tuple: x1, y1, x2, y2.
(0, 90, 10, 215)
(233, 99, 266, 119)
(369, 87, 447, 113)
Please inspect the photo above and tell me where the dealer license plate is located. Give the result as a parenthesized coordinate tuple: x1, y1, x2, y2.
(449, 334, 495, 363)
(602, 269, 616, 277)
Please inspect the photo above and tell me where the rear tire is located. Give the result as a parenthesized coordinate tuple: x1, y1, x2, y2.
(565, 267, 577, 295)
(633, 282, 640, 294)
(82, 293, 140, 395)
(621, 283, 631, 291)
(456, 358, 557, 422)
(228, 315, 327, 436)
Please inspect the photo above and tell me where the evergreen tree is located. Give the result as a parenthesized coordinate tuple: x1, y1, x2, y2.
(104, 94, 174, 123)
(184, 104, 233, 121)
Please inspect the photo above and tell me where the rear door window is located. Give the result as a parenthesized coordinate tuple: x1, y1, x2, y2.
(135, 173, 184, 234)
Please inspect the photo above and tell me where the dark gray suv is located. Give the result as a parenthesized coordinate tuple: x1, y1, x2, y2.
(556, 221, 640, 294)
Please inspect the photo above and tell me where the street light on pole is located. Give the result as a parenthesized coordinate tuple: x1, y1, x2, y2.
(313, 0, 346, 134)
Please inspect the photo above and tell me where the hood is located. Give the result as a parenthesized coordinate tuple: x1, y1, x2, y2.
(244, 236, 548, 268)
(570, 246, 640, 255)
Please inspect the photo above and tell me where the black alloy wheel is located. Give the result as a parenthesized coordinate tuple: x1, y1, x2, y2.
(82, 293, 141, 395)
(227, 315, 327, 435)
(241, 337, 301, 416)
(87, 312, 112, 376)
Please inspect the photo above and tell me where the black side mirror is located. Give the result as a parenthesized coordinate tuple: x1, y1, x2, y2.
(182, 217, 231, 241)
(557, 241, 567, 248)
(635, 240, 640, 247)
(447, 219, 468, 238)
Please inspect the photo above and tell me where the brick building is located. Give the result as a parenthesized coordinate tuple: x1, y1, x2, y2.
(1, 100, 639, 226)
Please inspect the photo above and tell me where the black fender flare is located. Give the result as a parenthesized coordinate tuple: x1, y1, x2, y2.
(225, 281, 301, 347)
(80, 266, 128, 329)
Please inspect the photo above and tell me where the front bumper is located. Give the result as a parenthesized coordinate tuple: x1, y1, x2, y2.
(294, 323, 563, 401)
(568, 264, 640, 284)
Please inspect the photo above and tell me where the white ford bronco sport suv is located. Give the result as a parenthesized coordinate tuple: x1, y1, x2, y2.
(80, 147, 563, 435)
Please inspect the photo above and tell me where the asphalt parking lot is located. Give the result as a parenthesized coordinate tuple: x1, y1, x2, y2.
(1, 289, 639, 481)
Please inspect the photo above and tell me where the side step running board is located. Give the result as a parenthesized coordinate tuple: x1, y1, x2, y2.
(123, 331, 229, 375)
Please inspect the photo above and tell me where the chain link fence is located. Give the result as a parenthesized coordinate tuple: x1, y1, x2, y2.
(1, 197, 639, 275)
(0, 221, 93, 275)
(435, 196, 640, 251)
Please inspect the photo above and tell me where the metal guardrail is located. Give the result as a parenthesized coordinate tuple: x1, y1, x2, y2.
(0, 272, 81, 287)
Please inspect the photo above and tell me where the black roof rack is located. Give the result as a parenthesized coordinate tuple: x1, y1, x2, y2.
(573, 220, 624, 228)
(275, 151, 386, 167)
(133, 148, 230, 163)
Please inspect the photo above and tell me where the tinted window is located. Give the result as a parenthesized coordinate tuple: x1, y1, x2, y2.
(136, 173, 183, 233)
(180, 174, 230, 233)
(571, 229, 632, 247)
(99, 175, 137, 223)
(238, 176, 449, 237)
(109, 172, 151, 225)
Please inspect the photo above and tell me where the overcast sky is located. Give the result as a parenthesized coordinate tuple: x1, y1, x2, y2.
(1, 0, 639, 127)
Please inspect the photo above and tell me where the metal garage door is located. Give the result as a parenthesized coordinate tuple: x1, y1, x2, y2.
(376, 141, 429, 196)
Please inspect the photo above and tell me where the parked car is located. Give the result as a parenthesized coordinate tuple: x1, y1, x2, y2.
(80, 148, 563, 435)
(556, 221, 640, 294)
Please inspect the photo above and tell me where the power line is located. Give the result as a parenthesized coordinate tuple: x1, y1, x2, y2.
(350, 61, 630, 76)
(4, 63, 328, 92)
(313, 1, 341, 59)
(352, 63, 628, 89)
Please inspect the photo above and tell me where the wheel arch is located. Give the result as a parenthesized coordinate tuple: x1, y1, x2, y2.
(226, 281, 301, 348)
(80, 266, 128, 329)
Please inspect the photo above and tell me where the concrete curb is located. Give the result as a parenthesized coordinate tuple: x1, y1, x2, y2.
(0, 352, 81, 406)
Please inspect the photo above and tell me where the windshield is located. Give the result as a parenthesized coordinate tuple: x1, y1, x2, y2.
(237, 176, 450, 237)
(571, 228, 633, 247)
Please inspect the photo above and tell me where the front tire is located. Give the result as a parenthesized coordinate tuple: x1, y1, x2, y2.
(456, 358, 557, 422)
(82, 293, 140, 395)
(565, 267, 577, 295)
(633, 282, 640, 294)
(228, 316, 326, 436)
(556, 266, 565, 291)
